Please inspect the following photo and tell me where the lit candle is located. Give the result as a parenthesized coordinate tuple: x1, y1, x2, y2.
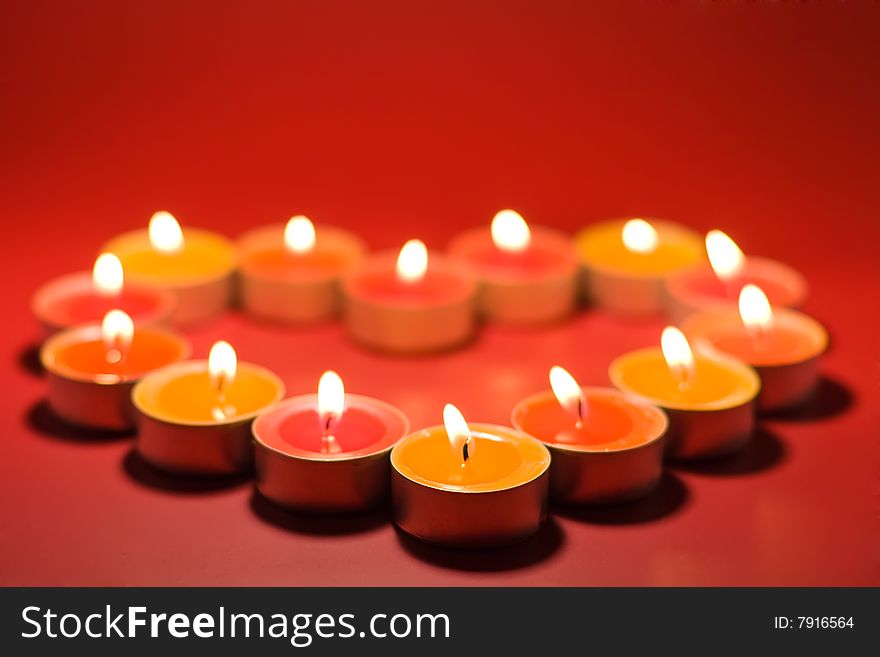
(238, 215, 366, 323)
(252, 370, 410, 512)
(511, 366, 668, 504)
(682, 284, 828, 412)
(447, 209, 579, 324)
(32, 253, 175, 334)
(342, 239, 478, 353)
(40, 310, 189, 430)
(132, 340, 284, 474)
(609, 327, 760, 460)
(390, 403, 550, 547)
(666, 229, 807, 321)
(103, 211, 237, 325)
(574, 217, 704, 316)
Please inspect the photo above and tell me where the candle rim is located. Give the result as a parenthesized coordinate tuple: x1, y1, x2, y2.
(390, 423, 551, 494)
(131, 359, 285, 426)
(609, 346, 761, 412)
(40, 322, 190, 384)
(511, 386, 668, 454)
(252, 393, 410, 462)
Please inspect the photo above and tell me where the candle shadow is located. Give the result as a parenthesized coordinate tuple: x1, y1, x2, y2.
(670, 426, 786, 477)
(26, 399, 134, 442)
(760, 376, 854, 422)
(395, 516, 564, 572)
(551, 472, 689, 526)
(249, 491, 390, 536)
(122, 449, 251, 494)
(18, 341, 44, 378)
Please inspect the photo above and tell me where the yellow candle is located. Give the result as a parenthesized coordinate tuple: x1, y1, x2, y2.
(575, 218, 704, 316)
(104, 211, 237, 325)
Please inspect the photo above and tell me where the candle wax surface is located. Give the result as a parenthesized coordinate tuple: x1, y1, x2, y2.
(49, 289, 164, 326)
(514, 392, 663, 451)
(105, 229, 235, 283)
(350, 269, 471, 305)
(241, 246, 356, 280)
(463, 245, 567, 278)
(683, 269, 794, 303)
(142, 368, 280, 423)
(613, 351, 755, 406)
(576, 221, 703, 275)
(276, 407, 388, 454)
(700, 323, 821, 366)
(52, 331, 185, 381)
(394, 424, 548, 492)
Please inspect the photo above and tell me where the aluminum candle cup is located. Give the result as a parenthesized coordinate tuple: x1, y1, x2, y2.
(237, 221, 366, 324)
(40, 323, 189, 431)
(132, 359, 285, 475)
(391, 423, 551, 548)
(511, 387, 668, 505)
(609, 347, 760, 460)
(252, 394, 410, 513)
(575, 218, 704, 316)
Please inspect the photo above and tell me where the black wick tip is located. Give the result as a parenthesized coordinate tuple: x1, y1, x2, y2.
(462, 440, 470, 463)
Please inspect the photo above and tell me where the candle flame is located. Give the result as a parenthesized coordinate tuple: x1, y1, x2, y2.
(622, 218, 659, 254)
(661, 326, 696, 391)
(396, 239, 428, 283)
(549, 366, 587, 427)
(739, 284, 774, 334)
(92, 253, 124, 296)
(284, 215, 316, 254)
(208, 340, 237, 392)
(101, 309, 133, 363)
(706, 230, 745, 281)
(491, 209, 531, 253)
(149, 211, 184, 254)
(318, 369, 345, 425)
(443, 403, 473, 463)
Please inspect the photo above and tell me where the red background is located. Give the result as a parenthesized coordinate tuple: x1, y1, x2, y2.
(1, 0, 878, 586)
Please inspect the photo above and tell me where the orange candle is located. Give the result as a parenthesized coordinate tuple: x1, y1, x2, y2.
(682, 284, 828, 412)
(104, 211, 236, 325)
(32, 253, 175, 335)
(448, 209, 580, 324)
(253, 370, 410, 513)
(575, 217, 703, 316)
(342, 239, 478, 354)
(238, 216, 366, 323)
(390, 404, 550, 547)
(666, 230, 808, 322)
(132, 341, 284, 475)
(511, 367, 667, 505)
(609, 326, 760, 460)
(40, 310, 189, 430)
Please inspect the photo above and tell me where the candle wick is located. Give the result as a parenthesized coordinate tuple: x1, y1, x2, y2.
(575, 398, 584, 430)
(462, 438, 470, 464)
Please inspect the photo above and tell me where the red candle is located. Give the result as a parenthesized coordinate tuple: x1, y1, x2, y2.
(238, 216, 366, 323)
(32, 253, 174, 334)
(511, 366, 667, 505)
(667, 229, 807, 321)
(40, 309, 189, 430)
(448, 210, 579, 324)
(683, 284, 828, 412)
(342, 239, 478, 353)
(252, 371, 410, 512)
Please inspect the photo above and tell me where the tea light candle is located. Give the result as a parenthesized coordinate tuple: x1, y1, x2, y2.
(104, 211, 237, 325)
(40, 310, 189, 430)
(32, 253, 175, 334)
(390, 404, 550, 547)
(252, 370, 410, 512)
(238, 216, 366, 324)
(342, 239, 478, 353)
(666, 230, 807, 321)
(132, 341, 284, 475)
(682, 285, 828, 412)
(447, 209, 579, 324)
(575, 218, 704, 316)
(609, 327, 760, 460)
(511, 366, 667, 505)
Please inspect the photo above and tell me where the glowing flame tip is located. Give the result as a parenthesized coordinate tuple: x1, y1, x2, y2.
(491, 209, 531, 253)
(396, 239, 428, 283)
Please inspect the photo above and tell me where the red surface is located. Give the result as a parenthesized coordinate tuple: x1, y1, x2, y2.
(1, 0, 878, 586)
